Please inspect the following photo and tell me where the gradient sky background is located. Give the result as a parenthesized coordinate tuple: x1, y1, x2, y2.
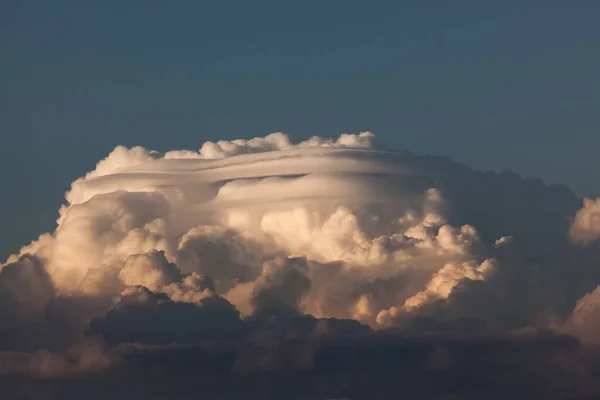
(1, 0, 600, 259)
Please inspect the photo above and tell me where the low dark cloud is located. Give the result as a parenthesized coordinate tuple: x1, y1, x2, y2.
(87, 287, 245, 346)
(2, 332, 600, 399)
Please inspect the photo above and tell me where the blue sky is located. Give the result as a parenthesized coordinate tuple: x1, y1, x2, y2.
(1, 0, 600, 257)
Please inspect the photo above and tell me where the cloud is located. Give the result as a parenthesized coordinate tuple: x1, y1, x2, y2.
(118, 250, 181, 291)
(569, 197, 600, 245)
(3, 131, 600, 397)
(0, 255, 56, 351)
(87, 286, 245, 346)
(2, 332, 599, 399)
(376, 258, 497, 328)
(176, 225, 269, 292)
(11, 190, 174, 292)
(0, 338, 119, 379)
(250, 256, 311, 312)
(191, 131, 380, 160)
(562, 285, 600, 345)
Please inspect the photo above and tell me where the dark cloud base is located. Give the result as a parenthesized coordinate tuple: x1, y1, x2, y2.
(2, 332, 600, 400)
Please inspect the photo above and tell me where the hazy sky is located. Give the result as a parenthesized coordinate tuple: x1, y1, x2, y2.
(1, 0, 600, 258)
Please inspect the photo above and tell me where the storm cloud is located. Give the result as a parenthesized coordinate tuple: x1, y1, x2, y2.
(2, 132, 600, 399)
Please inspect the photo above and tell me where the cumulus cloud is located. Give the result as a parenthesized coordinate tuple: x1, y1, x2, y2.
(569, 197, 600, 245)
(3, 131, 600, 397)
(250, 256, 311, 312)
(0, 255, 55, 351)
(376, 259, 496, 327)
(118, 250, 180, 291)
(193, 131, 379, 160)
(562, 285, 600, 345)
(87, 286, 245, 346)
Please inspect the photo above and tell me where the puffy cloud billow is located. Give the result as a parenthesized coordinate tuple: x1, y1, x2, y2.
(2, 131, 600, 398)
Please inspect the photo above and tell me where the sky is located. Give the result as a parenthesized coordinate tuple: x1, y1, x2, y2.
(1, 1, 600, 258)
